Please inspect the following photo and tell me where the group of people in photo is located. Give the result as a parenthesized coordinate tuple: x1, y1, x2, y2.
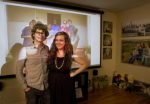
(21, 19, 80, 51)
(16, 21, 89, 104)
(122, 22, 150, 37)
(128, 42, 150, 66)
(46, 19, 79, 51)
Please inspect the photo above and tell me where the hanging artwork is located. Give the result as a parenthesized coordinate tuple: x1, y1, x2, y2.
(103, 34, 112, 46)
(122, 21, 150, 37)
(122, 40, 150, 66)
(103, 21, 113, 33)
(103, 48, 112, 59)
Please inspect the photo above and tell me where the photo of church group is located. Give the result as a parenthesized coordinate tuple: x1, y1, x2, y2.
(122, 40, 150, 67)
(122, 22, 150, 37)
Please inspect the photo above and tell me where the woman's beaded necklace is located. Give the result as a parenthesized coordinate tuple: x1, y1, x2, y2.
(55, 57, 65, 69)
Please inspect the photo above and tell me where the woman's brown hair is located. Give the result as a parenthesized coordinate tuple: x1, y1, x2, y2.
(49, 31, 73, 68)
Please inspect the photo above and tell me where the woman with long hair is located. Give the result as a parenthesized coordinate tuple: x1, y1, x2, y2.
(48, 31, 89, 104)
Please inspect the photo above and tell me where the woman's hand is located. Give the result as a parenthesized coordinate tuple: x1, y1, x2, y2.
(70, 71, 76, 77)
(24, 87, 30, 92)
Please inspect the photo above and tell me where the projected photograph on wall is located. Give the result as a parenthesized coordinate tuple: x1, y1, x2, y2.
(0, 1, 101, 76)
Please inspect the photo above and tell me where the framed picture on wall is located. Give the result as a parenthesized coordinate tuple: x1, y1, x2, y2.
(122, 40, 150, 66)
(103, 21, 113, 33)
(122, 21, 150, 37)
(103, 48, 112, 59)
(103, 34, 112, 46)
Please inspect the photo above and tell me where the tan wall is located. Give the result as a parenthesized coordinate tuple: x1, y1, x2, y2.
(99, 4, 150, 83)
(96, 11, 118, 84)
(5, 3, 150, 84)
(98, 3, 150, 84)
(116, 3, 150, 83)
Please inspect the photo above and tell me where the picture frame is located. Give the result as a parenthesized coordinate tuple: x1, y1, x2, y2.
(122, 22, 150, 37)
(103, 48, 112, 59)
(103, 21, 113, 33)
(122, 40, 150, 66)
(103, 34, 112, 46)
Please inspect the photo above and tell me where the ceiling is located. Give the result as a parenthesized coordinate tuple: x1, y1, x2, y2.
(58, 0, 150, 12)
